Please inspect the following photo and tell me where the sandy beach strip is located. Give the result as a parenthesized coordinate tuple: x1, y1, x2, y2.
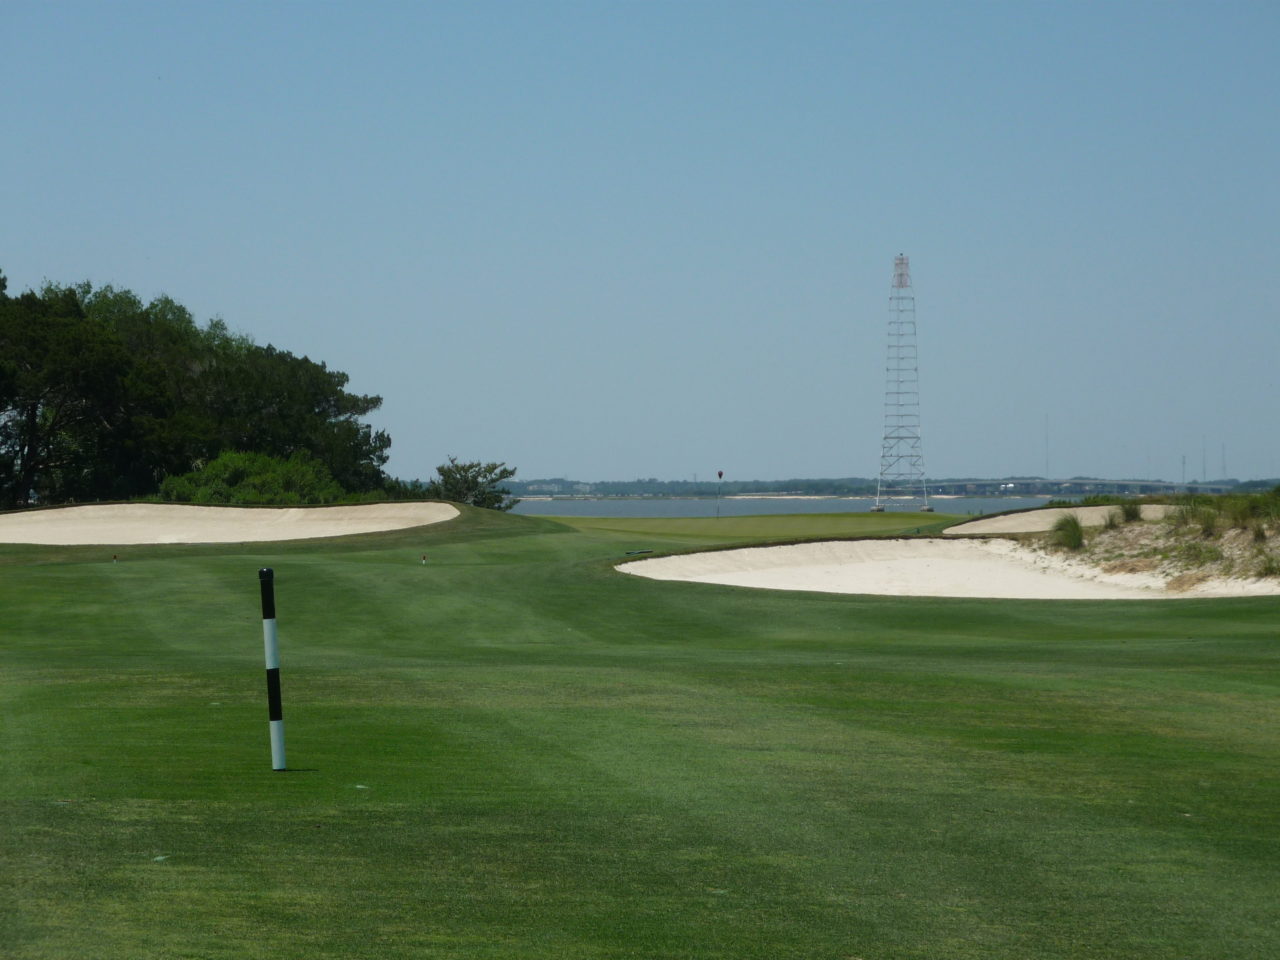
(0, 502, 458, 545)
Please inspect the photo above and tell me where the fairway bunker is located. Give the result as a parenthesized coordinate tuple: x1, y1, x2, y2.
(943, 504, 1175, 536)
(0, 501, 458, 545)
(617, 537, 1280, 600)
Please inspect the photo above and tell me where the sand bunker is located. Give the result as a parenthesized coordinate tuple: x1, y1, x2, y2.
(618, 537, 1280, 600)
(944, 504, 1173, 536)
(0, 502, 458, 545)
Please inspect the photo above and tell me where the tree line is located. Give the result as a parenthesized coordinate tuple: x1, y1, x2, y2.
(0, 272, 390, 508)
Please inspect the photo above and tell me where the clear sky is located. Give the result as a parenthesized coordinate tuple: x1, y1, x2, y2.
(4, 1, 1278, 484)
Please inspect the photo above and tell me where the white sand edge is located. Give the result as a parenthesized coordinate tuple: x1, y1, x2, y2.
(618, 538, 1280, 600)
(944, 504, 1174, 536)
(0, 502, 459, 545)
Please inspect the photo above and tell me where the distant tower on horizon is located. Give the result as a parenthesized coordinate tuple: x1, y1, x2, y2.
(872, 254, 932, 512)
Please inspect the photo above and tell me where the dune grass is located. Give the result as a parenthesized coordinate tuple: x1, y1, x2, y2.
(1049, 512, 1085, 550)
(3, 507, 1279, 959)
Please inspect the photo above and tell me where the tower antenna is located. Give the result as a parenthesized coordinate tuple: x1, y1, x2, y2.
(873, 254, 931, 512)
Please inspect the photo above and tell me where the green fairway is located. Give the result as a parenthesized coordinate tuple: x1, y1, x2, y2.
(554, 510, 954, 545)
(3, 507, 1278, 959)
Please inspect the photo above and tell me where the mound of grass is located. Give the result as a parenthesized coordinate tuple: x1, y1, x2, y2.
(1177, 540, 1224, 565)
(1225, 497, 1256, 530)
(1167, 502, 1195, 531)
(1049, 512, 1085, 550)
(1197, 506, 1219, 538)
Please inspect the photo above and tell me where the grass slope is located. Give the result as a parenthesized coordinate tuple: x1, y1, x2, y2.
(3, 508, 1278, 959)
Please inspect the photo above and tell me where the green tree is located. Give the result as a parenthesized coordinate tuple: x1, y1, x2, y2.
(81, 285, 216, 497)
(193, 339, 389, 493)
(424, 457, 519, 511)
(0, 271, 393, 505)
(0, 285, 130, 507)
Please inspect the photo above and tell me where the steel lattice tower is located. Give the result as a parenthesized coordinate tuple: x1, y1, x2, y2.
(873, 254, 932, 512)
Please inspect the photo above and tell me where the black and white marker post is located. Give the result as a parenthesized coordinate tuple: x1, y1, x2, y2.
(258, 568, 286, 771)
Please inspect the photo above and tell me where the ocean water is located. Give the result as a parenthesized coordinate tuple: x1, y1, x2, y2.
(510, 496, 1055, 519)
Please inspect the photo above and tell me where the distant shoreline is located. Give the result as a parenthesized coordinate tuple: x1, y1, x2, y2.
(516, 493, 1052, 502)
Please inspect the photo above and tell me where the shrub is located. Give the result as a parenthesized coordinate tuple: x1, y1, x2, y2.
(160, 450, 344, 505)
(1167, 505, 1195, 531)
(1104, 509, 1121, 531)
(1224, 497, 1256, 530)
(1265, 496, 1280, 524)
(1177, 541, 1223, 565)
(1050, 513, 1085, 550)
(423, 457, 520, 511)
(1196, 506, 1219, 539)
(1120, 501, 1142, 523)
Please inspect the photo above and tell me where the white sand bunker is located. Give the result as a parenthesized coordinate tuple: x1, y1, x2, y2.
(619, 538, 1280, 600)
(0, 501, 458, 545)
(944, 504, 1174, 536)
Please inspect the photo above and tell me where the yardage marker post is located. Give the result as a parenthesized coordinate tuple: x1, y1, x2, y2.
(259, 568, 286, 771)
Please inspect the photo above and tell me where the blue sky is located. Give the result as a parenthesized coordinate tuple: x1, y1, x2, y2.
(4, 1, 1277, 483)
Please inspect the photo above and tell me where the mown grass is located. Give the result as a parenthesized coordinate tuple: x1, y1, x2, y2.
(3, 507, 1279, 959)
(559, 510, 951, 541)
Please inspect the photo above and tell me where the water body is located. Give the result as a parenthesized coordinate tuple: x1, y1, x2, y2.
(511, 496, 1057, 519)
